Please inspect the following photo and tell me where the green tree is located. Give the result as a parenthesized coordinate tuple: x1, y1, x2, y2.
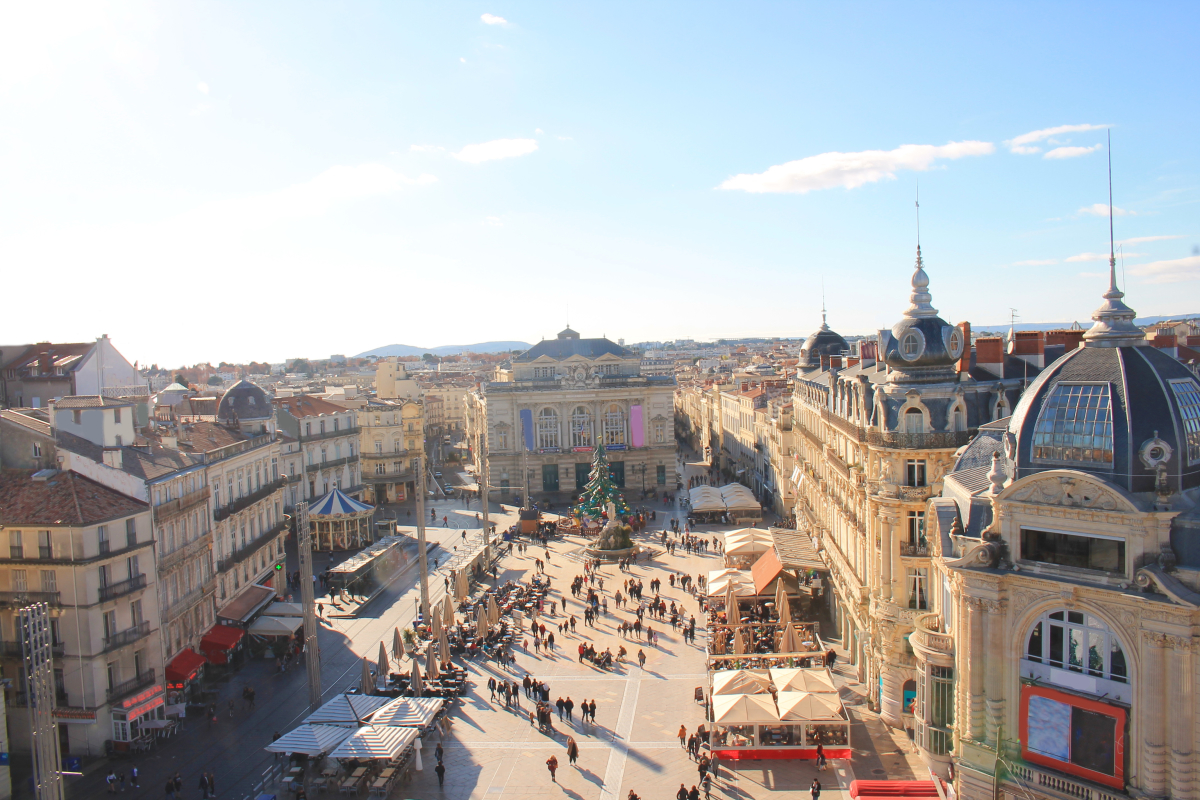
(206, 375, 222, 385)
(575, 442, 630, 520)
(421, 353, 437, 362)
(174, 373, 187, 386)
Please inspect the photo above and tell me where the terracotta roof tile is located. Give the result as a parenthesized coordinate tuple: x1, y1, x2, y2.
(273, 395, 351, 418)
(55, 395, 133, 409)
(0, 469, 147, 526)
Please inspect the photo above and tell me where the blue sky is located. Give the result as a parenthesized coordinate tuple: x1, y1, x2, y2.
(1, 2, 1197, 366)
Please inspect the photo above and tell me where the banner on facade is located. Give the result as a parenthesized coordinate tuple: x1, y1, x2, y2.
(520, 409, 534, 451)
(630, 404, 645, 448)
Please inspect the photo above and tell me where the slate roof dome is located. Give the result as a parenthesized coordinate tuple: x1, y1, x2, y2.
(882, 247, 965, 383)
(217, 380, 272, 422)
(800, 308, 850, 367)
(1008, 263, 1200, 495)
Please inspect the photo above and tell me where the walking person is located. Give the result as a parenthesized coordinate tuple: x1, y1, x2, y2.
(811, 777, 822, 800)
(435, 760, 446, 787)
(173, 773, 183, 798)
(677, 784, 689, 800)
(546, 755, 559, 782)
(165, 778, 176, 800)
(207, 772, 216, 797)
(488, 676, 497, 701)
(130, 766, 140, 789)
(816, 742, 827, 771)
(678, 724, 688, 748)
(566, 736, 580, 766)
(199, 772, 211, 799)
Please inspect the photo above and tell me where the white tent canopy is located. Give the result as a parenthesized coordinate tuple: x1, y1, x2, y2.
(706, 569, 755, 597)
(264, 602, 305, 617)
(776, 691, 843, 721)
(720, 484, 760, 511)
(264, 724, 353, 756)
(769, 668, 837, 694)
(248, 615, 303, 636)
(689, 486, 725, 513)
(713, 693, 779, 724)
(723, 529, 773, 557)
(329, 725, 419, 760)
(711, 669, 772, 696)
(303, 693, 393, 726)
(368, 696, 443, 728)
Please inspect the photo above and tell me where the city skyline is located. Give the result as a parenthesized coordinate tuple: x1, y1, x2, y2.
(1, 2, 1197, 365)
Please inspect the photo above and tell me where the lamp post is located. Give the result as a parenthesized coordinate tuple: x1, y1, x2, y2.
(632, 463, 647, 496)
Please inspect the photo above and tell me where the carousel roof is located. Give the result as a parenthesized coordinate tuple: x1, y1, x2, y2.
(310, 487, 374, 517)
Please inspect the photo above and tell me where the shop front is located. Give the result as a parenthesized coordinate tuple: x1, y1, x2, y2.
(199, 624, 246, 668)
(165, 647, 208, 703)
(110, 684, 166, 746)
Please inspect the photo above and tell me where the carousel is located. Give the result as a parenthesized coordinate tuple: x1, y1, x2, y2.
(308, 487, 375, 551)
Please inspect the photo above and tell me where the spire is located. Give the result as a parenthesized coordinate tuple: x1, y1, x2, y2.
(820, 281, 829, 330)
(1084, 132, 1142, 347)
(904, 245, 939, 319)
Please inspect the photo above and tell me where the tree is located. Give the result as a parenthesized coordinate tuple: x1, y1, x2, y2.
(574, 441, 630, 520)
(174, 374, 187, 386)
(421, 353, 437, 362)
(206, 375, 223, 385)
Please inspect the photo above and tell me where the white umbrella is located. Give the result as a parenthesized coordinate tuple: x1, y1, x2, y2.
(378, 641, 390, 678)
(439, 628, 450, 666)
(392, 627, 406, 661)
(725, 583, 738, 621)
(455, 570, 469, 602)
(775, 581, 791, 624)
(410, 660, 424, 697)
(361, 656, 374, 695)
(733, 625, 747, 655)
(476, 606, 488, 639)
(430, 606, 442, 638)
(778, 624, 805, 654)
(442, 593, 454, 626)
(426, 644, 440, 679)
(487, 596, 500, 627)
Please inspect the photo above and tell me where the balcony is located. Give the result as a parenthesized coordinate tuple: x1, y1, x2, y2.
(299, 425, 360, 444)
(98, 573, 148, 603)
(106, 669, 157, 704)
(909, 612, 954, 660)
(216, 521, 287, 574)
(102, 622, 151, 653)
(361, 450, 410, 461)
(821, 408, 866, 441)
(157, 531, 212, 572)
(0, 640, 65, 658)
(154, 485, 211, 523)
(163, 585, 214, 624)
(11, 690, 70, 707)
(364, 469, 414, 484)
(899, 540, 929, 557)
(1005, 761, 1128, 800)
(899, 485, 933, 502)
(306, 456, 353, 474)
(214, 478, 286, 522)
(866, 429, 975, 450)
(0, 591, 61, 608)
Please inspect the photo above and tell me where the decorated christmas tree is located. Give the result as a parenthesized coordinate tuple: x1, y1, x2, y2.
(575, 441, 631, 519)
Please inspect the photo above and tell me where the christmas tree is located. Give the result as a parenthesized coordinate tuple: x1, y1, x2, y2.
(575, 441, 631, 519)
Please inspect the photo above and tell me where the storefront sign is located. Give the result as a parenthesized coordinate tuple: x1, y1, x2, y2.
(53, 708, 97, 724)
(117, 685, 163, 711)
(572, 447, 594, 453)
(538, 447, 561, 454)
(606, 444, 627, 451)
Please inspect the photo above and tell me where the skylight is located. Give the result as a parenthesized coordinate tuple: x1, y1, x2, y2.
(1032, 383, 1114, 465)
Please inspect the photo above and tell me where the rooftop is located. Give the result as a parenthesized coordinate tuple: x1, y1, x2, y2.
(0, 469, 148, 526)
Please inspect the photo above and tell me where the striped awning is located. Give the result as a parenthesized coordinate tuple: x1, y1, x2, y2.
(329, 725, 419, 760)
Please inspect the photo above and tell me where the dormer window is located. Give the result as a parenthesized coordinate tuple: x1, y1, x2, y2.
(1032, 383, 1113, 465)
(1170, 378, 1200, 463)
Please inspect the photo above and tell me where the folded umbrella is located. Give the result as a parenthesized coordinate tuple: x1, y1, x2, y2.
(377, 641, 390, 678)
(439, 628, 450, 665)
(362, 656, 374, 695)
(410, 660, 423, 697)
(393, 627, 406, 661)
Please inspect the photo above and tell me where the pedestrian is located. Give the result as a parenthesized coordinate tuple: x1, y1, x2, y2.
(811, 778, 822, 800)
(638, 649, 647, 669)
(130, 766, 140, 788)
(689, 787, 700, 800)
(816, 742, 827, 771)
(165, 778, 176, 800)
(119, 772, 126, 792)
(106, 770, 117, 794)
(698, 755, 710, 782)
(546, 755, 559, 782)
(199, 772, 211, 799)
(587, 699, 597, 723)
(207, 772, 215, 797)
(677, 783, 689, 800)
(435, 760, 446, 787)
(488, 676, 497, 701)
(435, 742, 444, 762)
(678, 724, 688, 748)
(556, 697, 565, 721)
(566, 736, 579, 766)
(565, 696, 575, 722)
(703, 775, 712, 800)
(173, 773, 183, 798)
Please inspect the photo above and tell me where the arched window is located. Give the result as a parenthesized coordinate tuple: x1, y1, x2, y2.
(604, 404, 626, 445)
(571, 407, 592, 447)
(952, 404, 966, 432)
(904, 407, 925, 434)
(995, 397, 1011, 421)
(1025, 609, 1127, 682)
(537, 408, 560, 449)
(652, 417, 667, 443)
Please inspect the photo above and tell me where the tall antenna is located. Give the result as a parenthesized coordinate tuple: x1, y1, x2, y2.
(1107, 130, 1116, 289)
(915, 179, 921, 247)
(821, 278, 827, 326)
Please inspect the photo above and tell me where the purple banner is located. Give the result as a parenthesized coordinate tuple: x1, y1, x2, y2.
(630, 404, 644, 448)
(520, 409, 534, 451)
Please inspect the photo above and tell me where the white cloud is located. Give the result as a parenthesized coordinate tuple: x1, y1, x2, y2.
(535, 128, 544, 134)
(718, 140, 994, 194)
(1044, 144, 1102, 159)
(460, 57, 466, 63)
(484, 216, 503, 227)
(1078, 203, 1134, 217)
(1066, 251, 1144, 263)
(197, 81, 209, 95)
(481, 13, 508, 25)
(1014, 259, 1058, 266)
(409, 144, 446, 154)
(1118, 235, 1182, 245)
(453, 138, 538, 164)
(1130, 255, 1200, 283)
(1005, 123, 1109, 155)
(557, 135, 573, 141)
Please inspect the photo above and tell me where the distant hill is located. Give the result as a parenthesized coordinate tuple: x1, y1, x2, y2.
(354, 341, 531, 358)
(973, 313, 1198, 335)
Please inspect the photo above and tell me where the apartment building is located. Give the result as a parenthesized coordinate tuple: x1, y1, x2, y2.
(273, 395, 362, 501)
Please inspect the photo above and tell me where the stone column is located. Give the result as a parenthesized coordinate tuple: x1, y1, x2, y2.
(965, 597, 986, 742)
(983, 599, 1006, 746)
(1142, 631, 1168, 797)
(1167, 635, 1194, 800)
(881, 515, 894, 601)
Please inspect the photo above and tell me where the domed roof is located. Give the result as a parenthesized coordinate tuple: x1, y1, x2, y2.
(1009, 266, 1200, 495)
(217, 380, 272, 422)
(882, 247, 965, 383)
(800, 306, 849, 366)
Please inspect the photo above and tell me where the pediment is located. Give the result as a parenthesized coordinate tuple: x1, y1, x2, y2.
(998, 469, 1140, 513)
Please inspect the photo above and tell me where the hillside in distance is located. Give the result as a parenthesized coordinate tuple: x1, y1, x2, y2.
(354, 341, 531, 358)
(973, 313, 1198, 335)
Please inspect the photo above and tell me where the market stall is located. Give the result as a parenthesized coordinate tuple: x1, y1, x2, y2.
(709, 683, 850, 760)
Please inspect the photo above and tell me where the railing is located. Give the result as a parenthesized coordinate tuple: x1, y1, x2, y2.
(0, 591, 61, 607)
(899, 485, 933, 502)
(910, 612, 954, 655)
(106, 669, 156, 704)
(214, 478, 286, 522)
(154, 485, 211, 522)
(157, 531, 212, 572)
(360, 450, 410, 461)
(216, 521, 287, 573)
(1005, 761, 1128, 800)
(866, 429, 975, 450)
(821, 408, 866, 441)
(298, 425, 360, 444)
(306, 456, 353, 473)
(899, 541, 929, 557)
(11, 690, 70, 707)
(163, 586, 211, 623)
(98, 574, 147, 603)
(103, 622, 151, 653)
(364, 470, 413, 484)
(205, 433, 275, 465)
(0, 641, 65, 658)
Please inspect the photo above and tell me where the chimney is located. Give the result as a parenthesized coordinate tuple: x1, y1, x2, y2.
(957, 322, 972, 373)
(1012, 331, 1045, 369)
(1152, 334, 1178, 358)
(47, 399, 57, 435)
(976, 337, 1005, 378)
(846, 357, 860, 368)
(161, 435, 178, 450)
(859, 340, 877, 362)
(102, 447, 123, 469)
(1046, 329, 1085, 351)
(38, 349, 53, 375)
(819, 355, 830, 371)
(829, 356, 843, 369)
(1188, 335, 1200, 348)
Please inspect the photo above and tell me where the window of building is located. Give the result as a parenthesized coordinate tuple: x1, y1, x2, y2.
(656, 464, 667, 485)
(1032, 383, 1114, 464)
(1170, 378, 1200, 463)
(375, 462, 385, 475)
(32, 442, 41, 458)
(901, 332, 921, 359)
(11, 569, 27, 592)
(604, 404, 626, 445)
(906, 511, 925, 548)
(271, 457, 278, 481)
(906, 567, 928, 610)
(38, 530, 52, 559)
(1025, 609, 1127, 681)
(333, 418, 339, 431)
(904, 407, 924, 434)
(570, 408, 592, 448)
(98, 563, 110, 588)
(73, 409, 82, 425)
(9, 531, 22, 559)
(537, 408, 560, 449)
(98, 525, 110, 554)
(952, 405, 965, 432)
(905, 459, 926, 487)
(653, 417, 666, 443)
(321, 448, 327, 463)
(40, 570, 56, 593)
(114, 407, 121, 424)
(1020, 527, 1125, 574)
(305, 422, 311, 436)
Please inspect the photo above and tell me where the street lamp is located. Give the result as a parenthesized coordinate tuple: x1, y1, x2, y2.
(632, 463, 647, 496)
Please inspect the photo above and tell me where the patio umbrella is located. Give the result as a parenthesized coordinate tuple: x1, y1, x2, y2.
(513, 608, 523, 631)
(487, 596, 500, 626)
(378, 641, 390, 678)
(733, 625, 747, 655)
(725, 583, 738, 620)
(476, 607, 488, 639)
(442, 593, 454, 627)
(775, 581, 790, 624)
(455, 569, 469, 601)
(430, 606, 442, 638)
(778, 624, 805, 654)
(426, 644, 440, 679)
(392, 627, 406, 662)
(439, 628, 450, 666)
(362, 656, 374, 695)
(410, 660, 424, 697)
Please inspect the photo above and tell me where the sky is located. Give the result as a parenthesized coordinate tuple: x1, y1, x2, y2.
(1, 2, 1198, 367)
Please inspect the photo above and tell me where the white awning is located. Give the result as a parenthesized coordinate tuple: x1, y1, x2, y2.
(264, 602, 305, 617)
(329, 725, 419, 760)
(712, 693, 779, 724)
(248, 615, 303, 636)
(367, 696, 443, 728)
(303, 693, 393, 726)
(264, 725, 353, 756)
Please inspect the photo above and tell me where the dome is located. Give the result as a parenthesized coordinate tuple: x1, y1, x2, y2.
(882, 247, 965, 383)
(800, 306, 849, 367)
(1008, 266, 1200, 496)
(217, 380, 272, 422)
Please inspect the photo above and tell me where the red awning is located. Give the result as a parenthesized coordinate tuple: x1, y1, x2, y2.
(166, 648, 207, 684)
(751, 546, 784, 596)
(199, 625, 245, 665)
(850, 781, 939, 799)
